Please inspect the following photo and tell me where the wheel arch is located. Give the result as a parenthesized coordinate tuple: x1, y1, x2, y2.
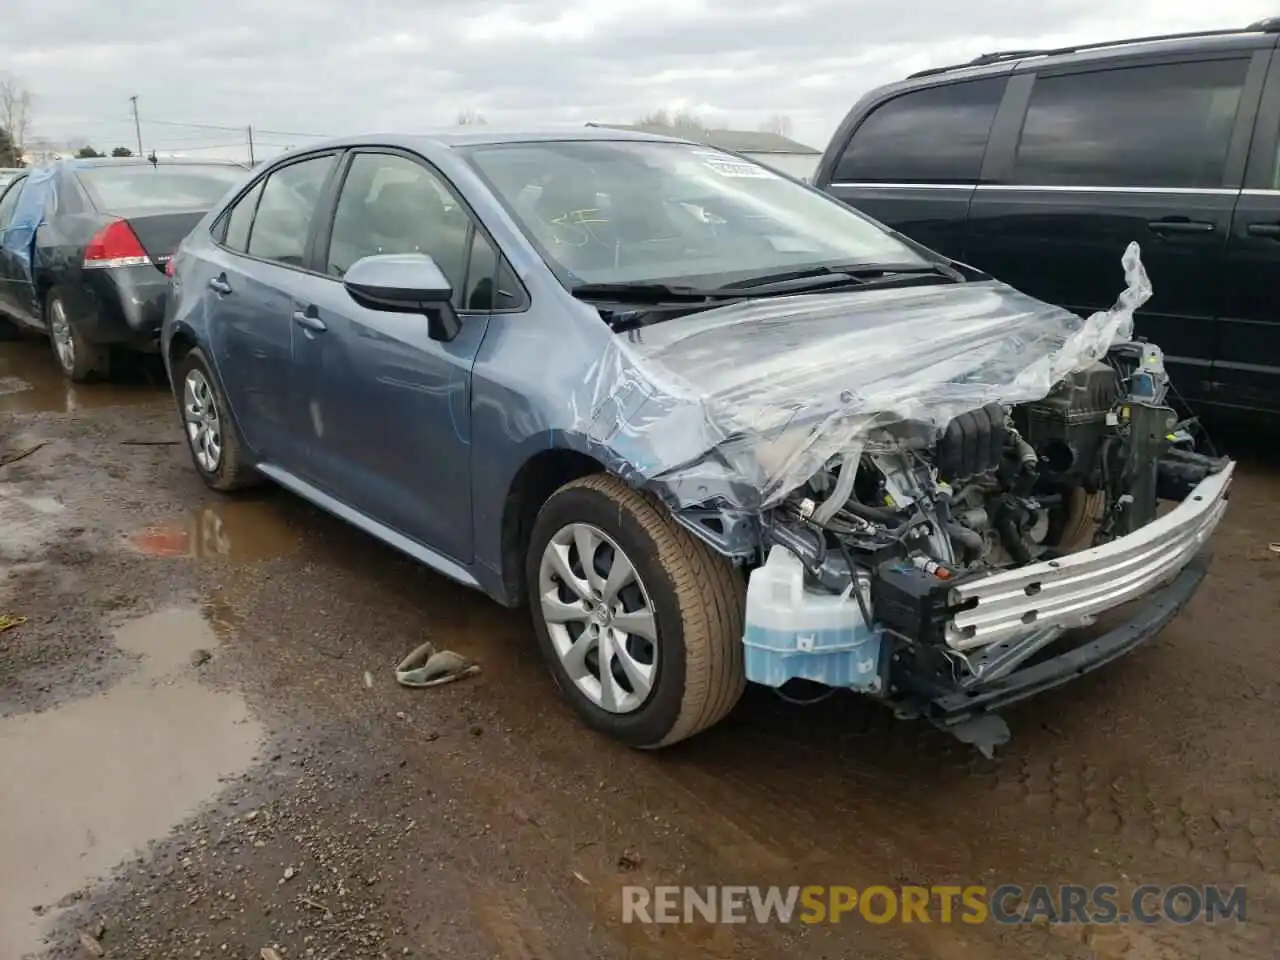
(499, 448, 607, 606)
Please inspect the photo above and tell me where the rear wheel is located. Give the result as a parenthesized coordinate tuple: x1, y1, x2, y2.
(47, 293, 110, 382)
(525, 473, 746, 748)
(175, 347, 260, 492)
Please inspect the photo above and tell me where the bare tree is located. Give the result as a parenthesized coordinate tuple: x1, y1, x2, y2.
(759, 114, 794, 138)
(634, 109, 708, 136)
(455, 108, 486, 126)
(0, 73, 34, 164)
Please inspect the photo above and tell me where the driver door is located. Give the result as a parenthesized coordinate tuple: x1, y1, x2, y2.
(289, 149, 515, 564)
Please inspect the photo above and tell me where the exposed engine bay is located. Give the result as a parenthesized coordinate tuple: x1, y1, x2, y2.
(579, 242, 1234, 752)
(754, 338, 1230, 707)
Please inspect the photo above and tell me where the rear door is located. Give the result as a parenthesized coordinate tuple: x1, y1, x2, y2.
(199, 152, 340, 473)
(1221, 47, 1280, 413)
(965, 49, 1268, 404)
(818, 73, 1009, 259)
(0, 172, 28, 320)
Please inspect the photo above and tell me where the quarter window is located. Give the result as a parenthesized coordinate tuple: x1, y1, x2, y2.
(1012, 59, 1249, 188)
(221, 180, 264, 254)
(326, 153, 473, 303)
(835, 78, 1007, 183)
(245, 154, 336, 267)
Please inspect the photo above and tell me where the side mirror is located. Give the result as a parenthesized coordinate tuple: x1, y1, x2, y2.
(342, 253, 462, 342)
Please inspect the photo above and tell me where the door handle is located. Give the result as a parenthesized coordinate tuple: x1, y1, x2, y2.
(1246, 222, 1280, 239)
(207, 275, 232, 295)
(292, 309, 327, 333)
(1147, 219, 1215, 234)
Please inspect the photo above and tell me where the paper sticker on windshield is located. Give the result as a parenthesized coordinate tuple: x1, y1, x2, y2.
(696, 154, 777, 179)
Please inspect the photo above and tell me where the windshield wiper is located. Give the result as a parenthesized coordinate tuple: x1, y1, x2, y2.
(570, 260, 964, 307)
(719, 261, 963, 294)
(569, 281, 735, 303)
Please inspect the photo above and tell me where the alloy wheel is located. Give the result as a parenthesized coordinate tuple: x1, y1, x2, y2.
(182, 368, 222, 473)
(538, 522, 659, 714)
(49, 299, 75, 372)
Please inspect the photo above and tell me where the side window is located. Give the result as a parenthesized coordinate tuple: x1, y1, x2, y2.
(835, 78, 1007, 183)
(463, 228, 498, 310)
(221, 180, 265, 253)
(325, 153, 472, 303)
(1013, 59, 1249, 188)
(245, 154, 336, 267)
(0, 178, 26, 227)
(459, 229, 524, 311)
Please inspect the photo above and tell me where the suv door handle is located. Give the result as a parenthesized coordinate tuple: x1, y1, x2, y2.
(292, 309, 327, 333)
(207, 275, 232, 295)
(1246, 222, 1280, 239)
(1147, 219, 1215, 234)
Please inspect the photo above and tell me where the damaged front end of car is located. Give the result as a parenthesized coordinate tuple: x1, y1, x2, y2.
(579, 242, 1233, 755)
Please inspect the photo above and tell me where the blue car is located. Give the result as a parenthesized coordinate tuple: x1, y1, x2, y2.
(162, 129, 1232, 753)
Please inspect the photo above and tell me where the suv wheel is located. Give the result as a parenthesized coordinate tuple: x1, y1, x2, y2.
(526, 473, 746, 748)
(176, 347, 260, 491)
(48, 293, 110, 382)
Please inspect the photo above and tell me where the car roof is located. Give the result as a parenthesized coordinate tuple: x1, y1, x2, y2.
(64, 157, 247, 169)
(266, 126, 699, 159)
(899, 20, 1279, 86)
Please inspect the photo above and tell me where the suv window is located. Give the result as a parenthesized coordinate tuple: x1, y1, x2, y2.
(1013, 59, 1249, 188)
(245, 155, 336, 267)
(0, 177, 25, 227)
(834, 78, 1007, 183)
(326, 153, 472, 300)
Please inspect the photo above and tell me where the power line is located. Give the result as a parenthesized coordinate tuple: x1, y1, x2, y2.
(33, 117, 332, 140)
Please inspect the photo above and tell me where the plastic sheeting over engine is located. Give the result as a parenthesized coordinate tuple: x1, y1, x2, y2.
(576, 243, 1152, 511)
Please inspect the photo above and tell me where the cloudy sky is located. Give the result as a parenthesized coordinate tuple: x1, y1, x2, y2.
(2, 0, 1274, 162)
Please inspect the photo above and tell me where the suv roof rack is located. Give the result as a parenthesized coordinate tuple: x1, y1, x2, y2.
(907, 18, 1280, 79)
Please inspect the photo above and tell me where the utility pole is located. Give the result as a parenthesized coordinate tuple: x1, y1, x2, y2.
(129, 95, 143, 157)
(247, 125, 255, 165)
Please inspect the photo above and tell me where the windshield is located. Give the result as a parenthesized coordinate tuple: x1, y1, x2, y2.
(462, 140, 927, 287)
(76, 164, 246, 214)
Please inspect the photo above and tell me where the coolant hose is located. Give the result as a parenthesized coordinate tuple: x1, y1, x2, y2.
(841, 499, 905, 525)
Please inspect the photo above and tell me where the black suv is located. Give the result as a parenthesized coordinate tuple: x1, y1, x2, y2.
(812, 19, 1280, 416)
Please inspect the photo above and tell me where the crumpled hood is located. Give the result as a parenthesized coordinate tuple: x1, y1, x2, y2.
(576, 243, 1151, 511)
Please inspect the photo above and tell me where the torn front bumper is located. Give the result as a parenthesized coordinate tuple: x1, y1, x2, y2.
(946, 460, 1235, 651)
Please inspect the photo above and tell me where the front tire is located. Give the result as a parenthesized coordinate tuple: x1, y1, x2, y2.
(47, 293, 110, 382)
(526, 473, 746, 749)
(175, 347, 260, 492)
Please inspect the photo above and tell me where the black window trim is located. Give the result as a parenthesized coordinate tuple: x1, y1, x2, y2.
(208, 149, 344, 278)
(831, 74, 1012, 186)
(984, 48, 1269, 190)
(308, 145, 530, 315)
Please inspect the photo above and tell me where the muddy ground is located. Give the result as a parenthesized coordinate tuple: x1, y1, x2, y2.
(0, 335, 1277, 960)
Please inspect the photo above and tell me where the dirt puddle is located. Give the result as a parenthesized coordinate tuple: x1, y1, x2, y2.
(0, 340, 161, 415)
(129, 500, 300, 561)
(0, 607, 262, 958)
